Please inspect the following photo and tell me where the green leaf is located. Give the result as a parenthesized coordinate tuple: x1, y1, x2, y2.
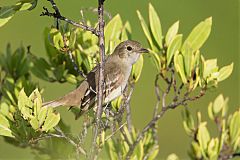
(167, 153, 179, 160)
(69, 29, 77, 49)
(106, 139, 118, 160)
(174, 53, 187, 83)
(149, 3, 163, 49)
(182, 43, 193, 78)
(18, 89, 33, 119)
(131, 55, 144, 82)
(229, 110, 240, 145)
(42, 109, 60, 132)
(208, 102, 214, 120)
(197, 122, 210, 157)
(0, 0, 38, 27)
(37, 107, 48, 127)
(137, 10, 156, 51)
(213, 94, 224, 115)
(217, 63, 233, 82)
(0, 114, 14, 137)
(49, 28, 64, 50)
(203, 59, 218, 79)
(105, 14, 123, 53)
(167, 34, 182, 66)
(66, 74, 78, 84)
(165, 21, 179, 46)
(121, 21, 132, 41)
(150, 50, 161, 71)
(29, 117, 39, 130)
(182, 17, 212, 53)
(0, 6, 16, 27)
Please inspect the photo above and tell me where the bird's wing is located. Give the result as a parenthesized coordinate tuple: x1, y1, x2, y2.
(80, 62, 124, 111)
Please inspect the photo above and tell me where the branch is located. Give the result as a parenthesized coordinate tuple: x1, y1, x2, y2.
(126, 69, 207, 159)
(41, 0, 99, 36)
(91, 0, 106, 158)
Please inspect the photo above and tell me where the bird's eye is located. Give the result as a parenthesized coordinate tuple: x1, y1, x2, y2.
(127, 46, 132, 51)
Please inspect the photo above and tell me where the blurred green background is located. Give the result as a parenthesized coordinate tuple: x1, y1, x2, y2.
(0, 0, 239, 159)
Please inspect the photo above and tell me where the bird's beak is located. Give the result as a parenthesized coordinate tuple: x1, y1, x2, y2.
(138, 48, 149, 53)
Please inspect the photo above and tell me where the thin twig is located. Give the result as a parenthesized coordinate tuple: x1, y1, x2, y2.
(54, 127, 86, 157)
(41, 0, 99, 36)
(105, 122, 127, 141)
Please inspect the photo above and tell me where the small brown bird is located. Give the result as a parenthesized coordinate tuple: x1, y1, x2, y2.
(43, 40, 148, 116)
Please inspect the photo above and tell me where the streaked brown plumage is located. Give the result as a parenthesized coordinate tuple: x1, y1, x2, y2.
(43, 40, 148, 117)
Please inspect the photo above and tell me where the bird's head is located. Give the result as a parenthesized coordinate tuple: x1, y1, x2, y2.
(113, 40, 149, 65)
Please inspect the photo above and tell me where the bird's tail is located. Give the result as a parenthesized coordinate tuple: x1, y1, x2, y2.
(42, 81, 89, 108)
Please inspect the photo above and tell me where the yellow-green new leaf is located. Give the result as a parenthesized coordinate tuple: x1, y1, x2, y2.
(121, 21, 132, 41)
(149, 3, 163, 49)
(182, 17, 212, 53)
(213, 94, 224, 115)
(137, 10, 156, 51)
(131, 55, 144, 83)
(208, 102, 214, 120)
(167, 34, 182, 66)
(197, 122, 210, 154)
(18, 89, 33, 119)
(149, 50, 161, 71)
(0, 114, 14, 137)
(174, 53, 187, 83)
(182, 43, 193, 78)
(166, 21, 179, 46)
(49, 28, 64, 50)
(167, 153, 179, 160)
(229, 110, 240, 145)
(105, 14, 123, 53)
(218, 63, 233, 82)
(203, 59, 218, 79)
(42, 109, 60, 132)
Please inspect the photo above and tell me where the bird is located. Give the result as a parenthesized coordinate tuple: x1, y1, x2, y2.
(43, 40, 149, 117)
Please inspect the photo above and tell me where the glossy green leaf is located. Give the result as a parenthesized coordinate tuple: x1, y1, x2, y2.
(182, 17, 212, 53)
(217, 63, 233, 82)
(42, 108, 60, 132)
(131, 55, 144, 83)
(149, 3, 163, 48)
(0, 114, 14, 137)
(166, 21, 179, 46)
(167, 34, 182, 66)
